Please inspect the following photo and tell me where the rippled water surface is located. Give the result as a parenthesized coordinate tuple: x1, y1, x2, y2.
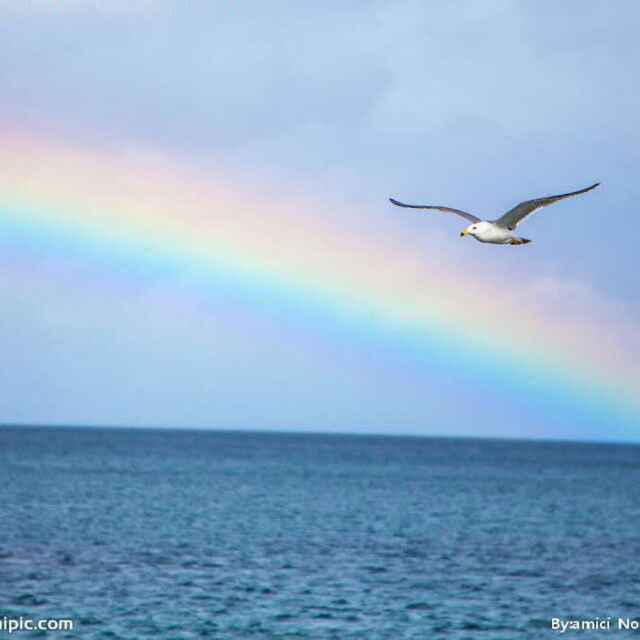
(1, 427, 639, 639)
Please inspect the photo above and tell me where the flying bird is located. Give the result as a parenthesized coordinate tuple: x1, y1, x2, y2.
(389, 182, 599, 245)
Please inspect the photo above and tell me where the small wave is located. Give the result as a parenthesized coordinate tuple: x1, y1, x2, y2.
(11, 594, 48, 607)
(406, 602, 432, 611)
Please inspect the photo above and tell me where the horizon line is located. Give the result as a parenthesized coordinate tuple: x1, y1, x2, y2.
(1, 422, 638, 447)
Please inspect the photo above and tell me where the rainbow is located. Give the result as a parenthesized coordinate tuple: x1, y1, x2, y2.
(1, 128, 638, 438)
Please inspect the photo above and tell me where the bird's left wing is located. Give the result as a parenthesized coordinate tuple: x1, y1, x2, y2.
(493, 182, 599, 230)
(389, 198, 481, 223)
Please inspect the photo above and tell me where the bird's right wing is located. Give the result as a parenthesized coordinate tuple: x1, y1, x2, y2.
(389, 198, 481, 223)
(493, 182, 599, 229)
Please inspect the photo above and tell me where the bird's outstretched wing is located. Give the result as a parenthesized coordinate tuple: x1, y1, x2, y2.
(389, 198, 480, 223)
(493, 182, 599, 230)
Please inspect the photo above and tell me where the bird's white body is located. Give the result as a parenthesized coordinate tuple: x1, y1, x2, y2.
(462, 221, 524, 245)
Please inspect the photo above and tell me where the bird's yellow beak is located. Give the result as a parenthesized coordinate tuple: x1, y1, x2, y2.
(460, 229, 469, 237)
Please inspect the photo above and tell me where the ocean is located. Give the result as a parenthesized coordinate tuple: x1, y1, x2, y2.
(0, 427, 638, 639)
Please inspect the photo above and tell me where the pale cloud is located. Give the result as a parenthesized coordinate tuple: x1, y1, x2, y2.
(0, 0, 160, 15)
(1, 0, 639, 436)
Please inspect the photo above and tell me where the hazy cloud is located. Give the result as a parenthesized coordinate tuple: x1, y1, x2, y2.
(1, 0, 639, 436)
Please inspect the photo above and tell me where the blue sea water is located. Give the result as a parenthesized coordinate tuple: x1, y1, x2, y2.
(0, 427, 639, 639)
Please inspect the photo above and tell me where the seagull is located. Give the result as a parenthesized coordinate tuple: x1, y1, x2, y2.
(389, 182, 599, 245)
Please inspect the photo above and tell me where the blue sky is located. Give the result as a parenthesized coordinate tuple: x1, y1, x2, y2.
(1, 1, 639, 439)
